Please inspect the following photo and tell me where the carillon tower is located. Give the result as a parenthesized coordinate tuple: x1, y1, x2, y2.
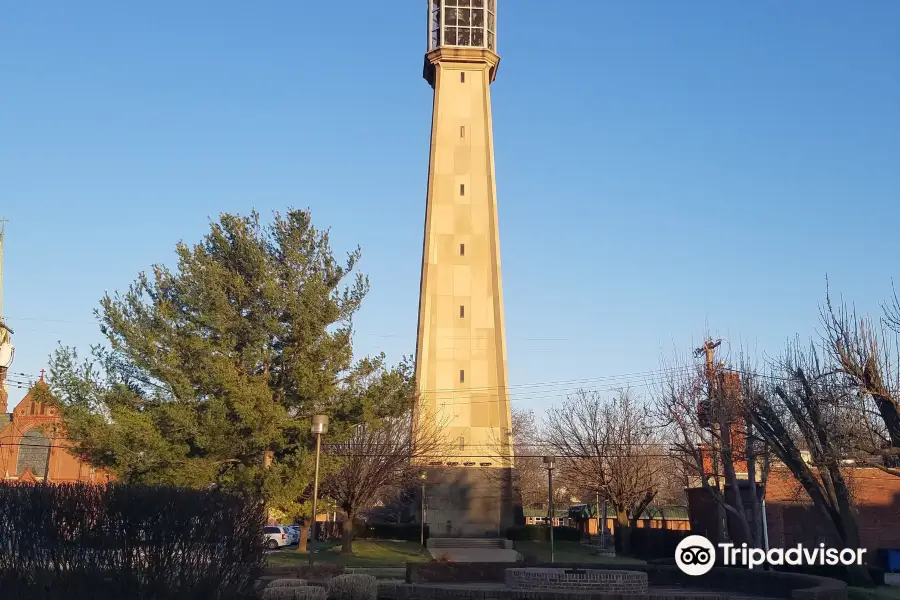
(414, 0, 520, 537)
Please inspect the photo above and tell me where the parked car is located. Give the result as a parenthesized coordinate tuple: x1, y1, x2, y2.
(263, 525, 290, 550)
(283, 525, 300, 545)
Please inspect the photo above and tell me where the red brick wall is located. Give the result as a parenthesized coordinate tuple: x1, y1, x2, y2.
(765, 468, 900, 559)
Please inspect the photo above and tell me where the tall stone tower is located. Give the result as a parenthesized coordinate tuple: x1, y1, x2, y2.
(415, 0, 520, 537)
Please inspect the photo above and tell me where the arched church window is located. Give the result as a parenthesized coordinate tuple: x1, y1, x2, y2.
(16, 429, 51, 478)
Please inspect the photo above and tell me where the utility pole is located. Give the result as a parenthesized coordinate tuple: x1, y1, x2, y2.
(694, 339, 721, 388)
(693, 338, 727, 542)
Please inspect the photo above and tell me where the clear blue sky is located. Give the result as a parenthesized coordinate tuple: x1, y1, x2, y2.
(2, 1, 898, 410)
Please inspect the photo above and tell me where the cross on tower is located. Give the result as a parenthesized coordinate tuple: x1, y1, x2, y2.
(39, 369, 46, 382)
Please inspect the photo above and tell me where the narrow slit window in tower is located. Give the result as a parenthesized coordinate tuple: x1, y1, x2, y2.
(460, 72, 465, 83)
(460, 243, 465, 256)
(460, 305, 465, 318)
(459, 370, 465, 383)
(460, 184, 465, 196)
(459, 437, 465, 450)
(460, 125, 465, 139)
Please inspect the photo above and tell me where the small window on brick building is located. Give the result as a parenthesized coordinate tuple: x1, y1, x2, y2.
(460, 184, 465, 196)
(459, 305, 465, 318)
(460, 243, 465, 256)
(459, 370, 465, 383)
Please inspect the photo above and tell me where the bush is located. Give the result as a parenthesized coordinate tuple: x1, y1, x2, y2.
(262, 587, 326, 600)
(615, 526, 690, 559)
(269, 579, 307, 588)
(505, 525, 581, 542)
(651, 551, 884, 585)
(0, 482, 266, 600)
(328, 574, 377, 600)
(774, 563, 884, 587)
(352, 522, 428, 542)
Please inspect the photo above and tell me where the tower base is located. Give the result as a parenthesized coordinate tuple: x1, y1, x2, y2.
(421, 467, 523, 537)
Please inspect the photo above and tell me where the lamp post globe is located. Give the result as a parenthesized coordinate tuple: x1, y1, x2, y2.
(311, 415, 329, 435)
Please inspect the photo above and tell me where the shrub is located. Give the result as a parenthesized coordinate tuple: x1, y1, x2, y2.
(327, 574, 377, 600)
(774, 563, 884, 587)
(0, 482, 266, 600)
(268, 579, 307, 588)
(262, 587, 326, 600)
(616, 527, 691, 559)
(505, 525, 581, 542)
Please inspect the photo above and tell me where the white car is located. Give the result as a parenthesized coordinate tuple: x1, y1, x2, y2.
(283, 525, 300, 545)
(263, 525, 291, 550)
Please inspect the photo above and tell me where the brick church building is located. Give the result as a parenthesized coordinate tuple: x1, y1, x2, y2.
(0, 377, 109, 484)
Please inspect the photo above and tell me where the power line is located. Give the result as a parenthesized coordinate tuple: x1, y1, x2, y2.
(0, 442, 681, 460)
(1, 366, 696, 399)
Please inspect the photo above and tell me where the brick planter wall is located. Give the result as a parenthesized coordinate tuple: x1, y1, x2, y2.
(505, 568, 648, 594)
(404, 562, 847, 600)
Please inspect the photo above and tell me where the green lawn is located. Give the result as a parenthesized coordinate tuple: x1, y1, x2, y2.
(513, 541, 645, 564)
(267, 540, 429, 568)
(848, 587, 900, 600)
(267, 539, 644, 568)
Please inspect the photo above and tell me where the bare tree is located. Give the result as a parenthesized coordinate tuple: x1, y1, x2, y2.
(823, 288, 900, 475)
(654, 351, 770, 547)
(653, 454, 690, 506)
(323, 407, 447, 554)
(543, 389, 660, 554)
(485, 407, 546, 509)
(745, 340, 871, 585)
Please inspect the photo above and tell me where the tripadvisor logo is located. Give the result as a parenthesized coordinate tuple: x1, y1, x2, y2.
(675, 535, 716, 576)
(675, 535, 867, 576)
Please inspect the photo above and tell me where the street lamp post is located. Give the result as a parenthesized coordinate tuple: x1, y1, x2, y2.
(309, 415, 329, 567)
(419, 472, 427, 548)
(543, 455, 555, 564)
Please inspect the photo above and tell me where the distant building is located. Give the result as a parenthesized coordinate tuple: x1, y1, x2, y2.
(0, 380, 109, 484)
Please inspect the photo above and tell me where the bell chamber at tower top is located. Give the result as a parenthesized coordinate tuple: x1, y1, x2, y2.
(428, 0, 496, 53)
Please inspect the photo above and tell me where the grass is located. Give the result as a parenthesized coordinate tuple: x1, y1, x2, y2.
(513, 541, 645, 564)
(267, 539, 645, 568)
(848, 587, 900, 600)
(267, 540, 429, 568)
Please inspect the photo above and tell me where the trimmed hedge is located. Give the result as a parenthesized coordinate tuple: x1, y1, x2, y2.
(505, 525, 581, 542)
(615, 526, 691, 559)
(650, 557, 883, 587)
(0, 482, 266, 600)
(775, 564, 884, 587)
(353, 522, 429, 542)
